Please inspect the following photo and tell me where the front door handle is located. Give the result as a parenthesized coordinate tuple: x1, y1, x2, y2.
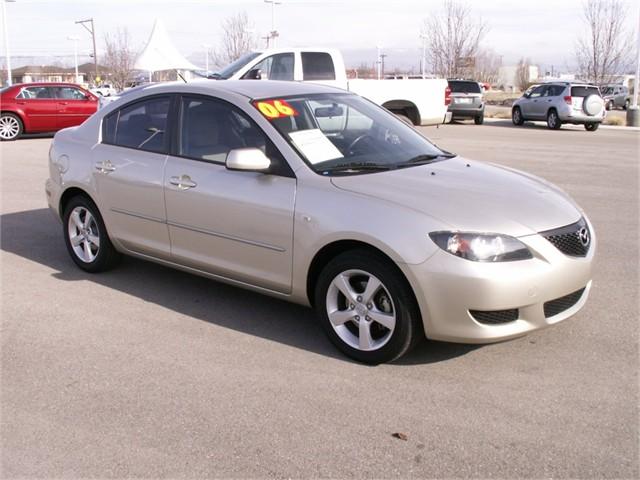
(169, 175, 197, 190)
(95, 160, 115, 173)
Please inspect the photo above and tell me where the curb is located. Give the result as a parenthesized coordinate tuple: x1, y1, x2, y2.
(482, 117, 640, 132)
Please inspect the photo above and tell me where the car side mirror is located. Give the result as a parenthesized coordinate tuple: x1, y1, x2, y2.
(226, 148, 271, 172)
(523, 93, 530, 98)
(244, 68, 263, 80)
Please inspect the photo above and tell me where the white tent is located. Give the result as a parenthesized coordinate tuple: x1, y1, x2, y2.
(134, 19, 199, 77)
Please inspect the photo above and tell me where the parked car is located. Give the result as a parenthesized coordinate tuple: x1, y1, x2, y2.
(0, 82, 98, 141)
(91, 83, 118, 97)
(512, 82, 605, 131)
(207, 48, 452, 126)
(447, 79, 485, 124)
(46, 81, 595, 364)
(601, 84, 630, 110)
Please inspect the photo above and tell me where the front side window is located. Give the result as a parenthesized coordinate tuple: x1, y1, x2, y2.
(528, 85, 545, 98)
(103, 96, 170, 153)
(302, 52, 336, 81)
(17, 86, 54, 99)
(179, 96, 286, 169)
(248, 53, 294, 81)
(253, 93, 452, 175)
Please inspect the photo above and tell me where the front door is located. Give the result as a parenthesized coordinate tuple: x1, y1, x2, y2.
(92, 95, 173, 258)
(164, 95, 296, 293)
(521, 85, 545, 118)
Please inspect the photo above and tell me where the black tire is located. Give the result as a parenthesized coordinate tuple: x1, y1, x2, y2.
(0, 112, 23, 141)
(394, 113, 414, 127)
(585, 123, 599, 132)
(62, 195, 120, 273)
(314, 249, 423, 364)
(512, 107, 524, 126)
(546, 109, 562, 130)
(623, 99, 629, 111)
(474, 112, 484, 125)
(606, 100, 613, 111)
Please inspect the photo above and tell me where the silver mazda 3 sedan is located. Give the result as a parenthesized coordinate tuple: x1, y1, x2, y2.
(45, 80, 595, 364)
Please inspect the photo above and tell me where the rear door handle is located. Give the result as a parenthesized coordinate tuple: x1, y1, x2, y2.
(95, 160, 115, 173)
(169, 175, 197, 190)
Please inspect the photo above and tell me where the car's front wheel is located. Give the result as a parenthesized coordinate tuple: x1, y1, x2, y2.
(314, 250, 422, 364)
(585, 122, 599, 132)
(0, 113, 23, 141)
(547, 109, 562, 130)
(606, 100, 614, 111)
(474, 112, 484, 125)
(63, 195, 120, 273)
(512, 107, 524, 125)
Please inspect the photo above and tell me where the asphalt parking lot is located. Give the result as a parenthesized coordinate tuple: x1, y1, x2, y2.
(1, 122, 638, 478)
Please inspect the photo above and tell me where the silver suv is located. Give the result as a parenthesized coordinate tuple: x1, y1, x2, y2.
(601, 84, 630, 110)
(447, 80, 485, 124)
(512, 83, 605, 131)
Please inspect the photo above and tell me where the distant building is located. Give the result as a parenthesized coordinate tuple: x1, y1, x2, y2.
(9, 63, 106, 86)
(498, 65, 539, 92)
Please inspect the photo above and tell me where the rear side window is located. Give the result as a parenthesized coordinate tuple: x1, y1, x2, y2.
(571, 86, 600, 98)
(448, 81, 481, 94)
(545, 85, 565, 97)
(102, 96, 171, 153)
(302, 52, 336, 81)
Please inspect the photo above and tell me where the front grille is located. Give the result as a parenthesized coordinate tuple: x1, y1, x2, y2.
(544, 288, 586, 318)
(540, 218, 591, 257)
(470, 308, 519, 325)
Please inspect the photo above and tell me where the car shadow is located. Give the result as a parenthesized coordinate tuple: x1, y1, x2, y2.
(1, 208, 479, 365)
(482, 119, 577, 131)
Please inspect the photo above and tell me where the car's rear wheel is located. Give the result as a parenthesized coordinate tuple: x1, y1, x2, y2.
(474, 112, 484, 125)
(512, 107, 524, 126)
(546, 109, 562, 130)
(585, 122, 599, 132)
(314, 250, 422, 364)
(624, 99, 630, 110)
(63, 195, 120, 273)
(0, 113, 23, 141)
(606, 100, 614, 111)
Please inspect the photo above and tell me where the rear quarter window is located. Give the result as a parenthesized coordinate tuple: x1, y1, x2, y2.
(571, 86, 600, 97)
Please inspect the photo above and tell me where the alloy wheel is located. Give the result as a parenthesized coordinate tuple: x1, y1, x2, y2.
(0, 115, 20, 140)
(67, 206, 100, 263)
(325, 269, 396, 351)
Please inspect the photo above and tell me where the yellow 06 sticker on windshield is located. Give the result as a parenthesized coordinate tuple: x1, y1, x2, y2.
(253, 99, 298, 119)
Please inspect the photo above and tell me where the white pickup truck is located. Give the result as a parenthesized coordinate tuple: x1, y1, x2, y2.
(209, 48, 451, 126)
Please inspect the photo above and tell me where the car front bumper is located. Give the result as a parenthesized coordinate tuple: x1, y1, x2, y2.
(400, 224, 596, 343)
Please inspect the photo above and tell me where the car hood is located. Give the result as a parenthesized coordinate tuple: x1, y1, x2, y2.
(330, 157, 582, 237)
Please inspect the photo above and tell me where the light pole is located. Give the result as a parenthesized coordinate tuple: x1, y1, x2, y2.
(202, 43, 211, 72)
(75, 18, 98, 82)
(264, 0, 281, 48)
(627, 6, 640, 127)
(419, 33, 427, 78)
(2, 0, 16, 86)
(68, 36, 80, 84)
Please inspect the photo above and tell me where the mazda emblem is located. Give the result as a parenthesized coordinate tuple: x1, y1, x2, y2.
(578, 227, 590, 247)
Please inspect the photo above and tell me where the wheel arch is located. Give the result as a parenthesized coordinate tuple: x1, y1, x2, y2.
(382, 100, 420, 125)
(1, 109, 27, 132)
(59, 186, 100, 220)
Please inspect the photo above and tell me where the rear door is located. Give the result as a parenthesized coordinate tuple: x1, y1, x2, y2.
(163, 95, 296, 293)
(15, 86, 58, 132)
(570, 85, 601, 114)
(54, 86, 98, 129)
(448, 81, 482, 110)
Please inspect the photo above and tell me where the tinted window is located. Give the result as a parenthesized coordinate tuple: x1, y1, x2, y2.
(571, 86, 600, 97)
(179, 96, 287, 171)
(17, 86, 54, 99)
(302, 52, 336, 81)
(56, 87, 87, 100)
(544, 85, 565, 97)
(528, 85, 546, 98)
(103, 96, 170, 153)
(448, 81, 481, 93)
(248, 53, 294, 81)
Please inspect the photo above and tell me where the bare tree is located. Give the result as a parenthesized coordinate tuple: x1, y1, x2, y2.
(515, 57, 532, 91)
(575, 0, 630, 85)
(473, 48, 501, 84)
(213, 12, 257, 67)
(103, 28, 136, 90)
(421, 0, 488, 78)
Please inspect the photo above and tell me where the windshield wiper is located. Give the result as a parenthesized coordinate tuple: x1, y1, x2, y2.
(321, 162, 394, 174)
(399, 153, 456, 167)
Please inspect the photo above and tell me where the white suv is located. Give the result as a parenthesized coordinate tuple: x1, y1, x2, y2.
(512, 83, 605, 131)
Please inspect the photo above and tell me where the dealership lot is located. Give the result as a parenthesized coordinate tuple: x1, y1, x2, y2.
(1, 124, 638, 477)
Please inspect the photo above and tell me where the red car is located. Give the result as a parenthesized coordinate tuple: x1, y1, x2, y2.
(0, 82, 98, 141)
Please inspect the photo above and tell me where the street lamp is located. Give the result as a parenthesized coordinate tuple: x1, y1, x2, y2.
(67, 36, 80, 84)
(1, 0, 16, 86)
(264, 0, 281, 48)
(202, 43, 211, 72)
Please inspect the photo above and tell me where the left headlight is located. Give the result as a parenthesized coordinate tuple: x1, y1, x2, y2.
(429, 232, 533, 262)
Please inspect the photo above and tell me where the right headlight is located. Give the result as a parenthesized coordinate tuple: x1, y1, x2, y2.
(429, 232, 533, 262)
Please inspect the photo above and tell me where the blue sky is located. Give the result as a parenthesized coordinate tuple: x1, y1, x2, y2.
(2, 0, 638, 72)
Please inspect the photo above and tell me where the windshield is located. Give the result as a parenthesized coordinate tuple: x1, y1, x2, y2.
(254, 93, 453, 175)
(216, 52, 261, 79)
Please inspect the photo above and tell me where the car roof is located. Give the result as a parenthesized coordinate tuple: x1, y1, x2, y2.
(133, 79, 348, 99)
(11, 82, 83, 88)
